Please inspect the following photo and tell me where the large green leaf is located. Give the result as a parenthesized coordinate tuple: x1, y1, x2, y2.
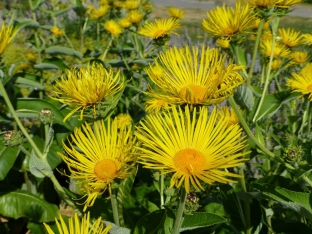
(14, 19, 39, 29)
(44, 46, 82, 59)
(180, 212, 226, 231)
(0, 190, 59, 222)
(133, 210, 166, 234)
(234, 85, 254, 111)
(15, 77, 44, 90)
(0, 147, 20, 180)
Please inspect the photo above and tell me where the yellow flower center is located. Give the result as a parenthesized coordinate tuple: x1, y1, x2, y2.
(94, 159, 118, 180)
(173, 149, 206, 174)
(154, 29, 166, 38)
(179, 84, 206, 103)
(307, 84, 312, 91)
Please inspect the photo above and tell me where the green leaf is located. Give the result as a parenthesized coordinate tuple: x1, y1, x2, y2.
(29, 150, 52, 178)
(234, 85, 254, 111)
(44, 46, 82, 59)
(133, 210, 166, 234)
(252, 94, 280, 122)
(30, 0, 43, 10)
(255, 123, 265, 148)
(42, 57, 69, 71)
(0, 190, 59, 222)
(272, 221, 312, 233)
(0, 147, 20, 180)
(203, 203, 226, 217)
(15, 19, 39, 29)
(34, 63, 60, 70)
(15, 77, 44, 90)
(180, 212, 226, 231)
(104, 221, 131, 234)
(55, 7, 73, 16)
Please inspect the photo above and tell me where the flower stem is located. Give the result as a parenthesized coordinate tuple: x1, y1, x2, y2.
(101, 36, 114, 61)
(160, 171, 165, 208)
(238, 168, 251, 234)
(172, 188, 187, 234)
(111, 189, 120, 226)
(303, 176, 312, 188)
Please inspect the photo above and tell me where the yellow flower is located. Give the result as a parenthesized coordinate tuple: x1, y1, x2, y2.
(135, 105, 248, 193)
(260, 39, 291, 58)
(249, 0, 281, 8)
(168, 7, 185, 19)
(276, 0, 302, 7)
(52, 63, 123, 122)
(145, 98, 171, 113)
(119, 18, 132, 28)
(145, 64, 164, 80)
(89, 5, 110, 19)
(290, 51, 308, 65)
(138, 18, 180, 39)
(271, 59, 283, 70)
(202, 2, 255, 38)
(124, 0, 140, 10)
(113, 0, 124, 8)
(252, 18, 271, 30)
(286, 63, 312, 101)
(278, 28, 302, 47)
(146, 45, 244, 105)
(104, 20, 123, 37)
(51, 26, 63, 36)
(301, 33, 312, 46)
(217, 106, 240, 127)
(0, 23, 18, 55)
(126, 10, 144, 24)
(216, 37, 231, 49)
(114, 113, 132, 128)
(44, 212, 111, 234)
(26, 52, 37, 61)
(59, 118, 137, 211)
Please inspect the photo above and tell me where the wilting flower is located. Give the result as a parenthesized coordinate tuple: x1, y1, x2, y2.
(59, 118, 137, 211)
(168, 7, 185, 19)
(202, 2, 255, 38)
(52, 63, 123, 121)
(51, 26, 63, 36)
(89, 5, 110, 19)
(124, 0, 140, 10)
(119, 18, 132, 28)
(104, 20, 123, 37)
(260, 39, 291, 58)
(0, 23, 18, 55)
(145, 45, 244, 106)
(278, 28, 302, 47)
(138, 18, 180, 40)
(126, 10, 144, 24)
(290, 51, 308, 65)
(286, 63, 312, 101)
(44, 212, 111, 234)
(135, 105, 248, 193)
(145, 98, 171, 113)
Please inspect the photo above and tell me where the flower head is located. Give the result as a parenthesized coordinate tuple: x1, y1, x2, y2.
(59, 118, 137, 211)
(114, 113, 132, 128)
(127, 10, 144, 24)
(260, 39, 291, 58)
(89, 5, 110, 19)
(138, 18, 180, 40)
(276, 0, 302, 8)
(145, 45, 244, 106)
(216, 37, 231, 49)
(217, 106, 240, 127)
(168, 7, 185, 19)
(271, 59, 283, 70)
(145, 98, 171, 113)
(51, 26, 63, 36)
(104, 20, 123, 37)
(286, 63, 312, 101)
(0, 23, 18, 55)
(302, 33, 312, 46)
(124, 0, 140, 10)
(249, 0, 281, 8)
(290, 51, 308, 65)
(52, 63, 123, 121)
(119, 18, 132, 28)
(202, 2, 255, 38)
(278, 28, 302, 47)
(135, 105, 248, 193)
(44, 212, 111, 234)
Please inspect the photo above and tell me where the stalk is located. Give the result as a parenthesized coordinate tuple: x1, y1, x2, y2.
(111, 189, 120, 226)
(172, 188, 187, 234)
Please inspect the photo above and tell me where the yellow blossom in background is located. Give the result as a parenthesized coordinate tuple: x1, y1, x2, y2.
(217, 106, 240, 127)
(260, 39, 291, 58)
(252, 18, 271, 30)
(119, 18, 132, 28)
(301, 33, 312, 46)
(145, 45, 244, 106)
(135, 105, 248, 193)
(276, 0, 302, 7)
(145, 64, 164, 80)
(26, 52, 37, 61)
(0, 23, 18, 55)
(249, 0, 281, 8)
(145, 98, 171, 113)
(168, 7, 185, 19)
(216, 37, 231, 49)
(89, 5, 110, 19)
(127, 10, 144, 24)
(104, 20, 123, 37)
(113, 0, 124, 8)
(143, 3, 153, 10)
(86, 4, 95, 14)
(50, 26, 63, 36)
(202, 2, 255, 38)
(44, 212, 111, 234)
(286, 63, 312, 101)
(114, 113, 132, 128)
(271, 59, 283, 70)
(138, 18, 180, 39)
(124, 0, 140, 10)
(100, 0, 109, 5)
(290, 51, 308, 65)
(59, 119, 137, 211)
(52, 63, 123, 121)
(278, 28, 302, 47)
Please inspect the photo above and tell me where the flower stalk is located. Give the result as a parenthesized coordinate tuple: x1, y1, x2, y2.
(172, 188, 187, 234)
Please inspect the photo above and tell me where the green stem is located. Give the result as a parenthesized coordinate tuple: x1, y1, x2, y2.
(172, 188, 187, 234)
(111, 189, 120, 226)
(303, 176, 312, 187)
(133, 32, 144, 59)
(228, 96, 295, 170)
(247, 20, 265, 87)
(238, 168, 251, 234)
(63, 33, 75, 50)
(101, 36, 114, 61)
(160, 171, 165, 208)
(18, 145, 32, 158)
(24, 170, 31, 192)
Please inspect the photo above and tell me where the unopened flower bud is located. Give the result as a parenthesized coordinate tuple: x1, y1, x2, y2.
(164, 187, 175, 197)
(3, 130, 24, 147)
(39, 108, 54, 124)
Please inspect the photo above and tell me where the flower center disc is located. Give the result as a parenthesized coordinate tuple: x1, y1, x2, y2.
(179, 84, 206, 103)
(307, 84, 312, 91)
(173, 149, 206, 174)
(154, 29, 166, 38)
(94, 159, 118, 180)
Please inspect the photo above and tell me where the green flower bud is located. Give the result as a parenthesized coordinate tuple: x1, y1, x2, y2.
(3, 130, 24, 147)
(39, 108, 55, 124)
(164, 187, 175, 197)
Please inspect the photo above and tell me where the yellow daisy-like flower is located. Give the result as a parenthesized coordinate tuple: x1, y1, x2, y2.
(145, 98, 171, 113)
(217, 106, 240, 127)
(51, 26, 63, 36)
(138, 18, 180, 39)
(44, 212, 111, 234)
(113, 0, 124, 8)
(135, 105, 248, 193)
(126, 10, 144, 24)
(146, 45, 244, 105)
(202, 2, 256, 38)
(124, 0, 140, 10)
(168, 7, 185, 19)
(59, 118, 137, 211)
(252, 18, 271, 30)
(146, 64, 165, 80)
(114, 113, 132, 128)
(278, 28, 302, 47)
(290, 51, 308, 65)
(260, 39, 291, 58)
(216, 37, 231, 49)
(286, 63, 312, 101)
(301, 33, 312, 46)
(89, 5, 110, 19)
(104, 20, 123, 37)
(119, 18, 132, 28)
(0, 23, 18, 55)
(276, 0, 302, 7)
(26, 52, 37, 61)
(271, 59, 283, 70)
(52, 63, 123, 122)
(249, 0, 281, 8)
